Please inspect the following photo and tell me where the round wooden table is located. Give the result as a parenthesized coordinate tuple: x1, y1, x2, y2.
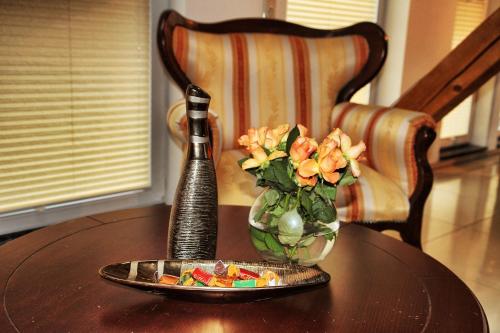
(0, 205, 488, 332)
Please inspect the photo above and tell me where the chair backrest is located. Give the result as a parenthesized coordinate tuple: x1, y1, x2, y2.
(158, 10, 387, 149)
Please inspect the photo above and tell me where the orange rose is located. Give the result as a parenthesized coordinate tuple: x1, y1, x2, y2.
(318, 148, 347, 184)
(241, 144, 287, 170)
(339, 132, 365, 177)
(289, 136, 318, 165)
(238, 126, 268, 151)
(297, 140, 347, 185)
(295, 171, 318, 187)
(264, 124, 289, 150)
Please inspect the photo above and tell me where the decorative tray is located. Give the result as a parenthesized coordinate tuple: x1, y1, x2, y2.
(99, 259, 330, 302)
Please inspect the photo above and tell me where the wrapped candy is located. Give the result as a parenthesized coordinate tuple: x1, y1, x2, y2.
(158, 274, 179, 285)
(239, 268, 260, 280)
(232, 279, 257, 288)
(227, 264, 240, 278)
(214, 260, 227, 276)
(192, 268, 216, 286)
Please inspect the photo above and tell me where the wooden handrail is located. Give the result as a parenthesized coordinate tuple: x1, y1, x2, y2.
(393, 8, 500, 122)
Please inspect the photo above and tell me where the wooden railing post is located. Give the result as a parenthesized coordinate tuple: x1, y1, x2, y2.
(393, 8, 500, 122)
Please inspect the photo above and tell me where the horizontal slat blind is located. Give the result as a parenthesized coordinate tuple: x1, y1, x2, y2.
(0, 0, 151, 213)
(286, 0, 378, 29)
(452, 0, 485, 48)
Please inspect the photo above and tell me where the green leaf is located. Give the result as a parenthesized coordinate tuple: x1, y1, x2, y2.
(285, 125, 300, 154)
(298, 234, 316, 247)
(264, 189, 280, 206)
(237, 157, 259, 176)
(270, 205, 285, 217)
(262, 159, 297, 192)
(251, 236, 268, 251)
(277, 141, 286, 151)
(314, 183, 337, 201)
(312, 199, 337, 223)
(250, 226, 267, 241)
(339, 174, 356, 186)
(237, 157, 249, 167)
(277, 209, 304, 246)
(254, 204, 268, 223)
(300, 192, 313, 216)
(323, 231, 336, 241)
(264, 233, 285, 255)
(278, 234, 302, 247)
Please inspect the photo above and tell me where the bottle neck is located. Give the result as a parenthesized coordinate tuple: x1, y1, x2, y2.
(186, 100, 212, 160)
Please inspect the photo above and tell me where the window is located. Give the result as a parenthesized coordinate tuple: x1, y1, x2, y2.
(440, 0, 485, 143)
(0, 0, 151, 214)
(286, 0, 379, 104)
(286, 0, 378, 29)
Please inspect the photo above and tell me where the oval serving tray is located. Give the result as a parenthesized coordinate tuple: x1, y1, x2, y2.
(99, 259, 330, 302)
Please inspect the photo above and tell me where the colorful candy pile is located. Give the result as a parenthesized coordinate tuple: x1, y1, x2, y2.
(158, 261, 281, 288)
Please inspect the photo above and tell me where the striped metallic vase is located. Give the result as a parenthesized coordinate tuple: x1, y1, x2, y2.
(167, 84, 218, 259)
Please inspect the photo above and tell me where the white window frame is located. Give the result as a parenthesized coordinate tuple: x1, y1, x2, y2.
(0, 0, 170, 235)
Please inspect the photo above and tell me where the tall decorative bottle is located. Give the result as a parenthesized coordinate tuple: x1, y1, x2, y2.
(167, 84, 218, 259)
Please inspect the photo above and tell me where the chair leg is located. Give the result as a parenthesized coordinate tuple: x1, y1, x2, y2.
(400, 211, 423, 250)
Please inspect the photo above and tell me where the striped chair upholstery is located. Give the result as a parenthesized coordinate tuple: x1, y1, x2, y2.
(331, 103, 436, 197)
(172, 27, 369, 148)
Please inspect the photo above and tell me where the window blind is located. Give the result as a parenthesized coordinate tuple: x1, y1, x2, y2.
(452, 0, 485, 48)
(0, 0, 151, 213)
(286, 0, 378, 29)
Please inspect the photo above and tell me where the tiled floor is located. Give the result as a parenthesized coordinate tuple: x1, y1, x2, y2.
(386, 154, 500, 331)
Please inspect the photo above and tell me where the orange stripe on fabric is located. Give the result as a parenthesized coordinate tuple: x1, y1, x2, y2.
(347, 184, 358, 221)
(353, 182, 363, 221)
(333, 103, 358, 129)
(364, 107, 389, 168)
(290, 37, 311, 129)
(230, 34, 250, 147)
(172, 27, 188, 72)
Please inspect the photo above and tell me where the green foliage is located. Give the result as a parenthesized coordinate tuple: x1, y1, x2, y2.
(338, 169, 357, 186)
(312, 197, 337, 223)
(264, 189, 280, 206)
(314, 182, 337, 201)
(285, 125, 300, 154)
(264, 233, 285, 255)
(261, 159, 297, 192)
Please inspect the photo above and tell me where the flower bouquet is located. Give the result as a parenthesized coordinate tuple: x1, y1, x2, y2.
(238, 124, 365, 266)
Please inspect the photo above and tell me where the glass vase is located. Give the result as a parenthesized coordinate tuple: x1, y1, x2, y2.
(248, 190, 339, 266)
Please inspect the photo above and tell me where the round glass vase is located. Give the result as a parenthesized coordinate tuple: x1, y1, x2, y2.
(248, 190, 339, 266)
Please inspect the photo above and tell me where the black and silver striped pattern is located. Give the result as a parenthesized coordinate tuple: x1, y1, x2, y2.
(167, 84, 218, 260)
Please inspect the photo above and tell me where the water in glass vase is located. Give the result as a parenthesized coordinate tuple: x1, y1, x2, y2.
(249, 197, 339, 266)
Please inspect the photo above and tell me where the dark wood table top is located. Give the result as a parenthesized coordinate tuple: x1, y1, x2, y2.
(0, 205, 488, 333)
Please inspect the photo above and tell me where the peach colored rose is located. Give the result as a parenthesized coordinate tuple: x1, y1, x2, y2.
(264, 124, 289, 150)
(295, 171, 318, 187)
(238, 126, 268, 151)
(289, 136, 318, 165)
(339, 132, 366, 177)
(297, 141, 348, 185)
(241, 145, 287, 170)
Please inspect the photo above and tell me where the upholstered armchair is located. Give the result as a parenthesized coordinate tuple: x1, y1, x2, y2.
(158, 10, 436, 249)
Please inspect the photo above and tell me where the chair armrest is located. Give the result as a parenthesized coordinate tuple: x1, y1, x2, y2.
(166, 99, 223, 166)
(331, 102, 436, 196)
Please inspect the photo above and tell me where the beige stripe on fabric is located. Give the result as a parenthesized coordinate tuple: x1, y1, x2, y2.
(0, 0, 150, 213)
(246, 34, 260, 129)
(255, 34, 288, 128)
